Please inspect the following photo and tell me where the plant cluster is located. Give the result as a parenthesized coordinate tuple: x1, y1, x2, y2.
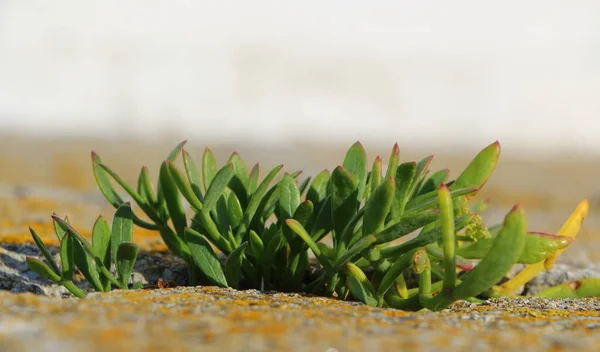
(26, 140, 597, 307)
(27, 204, 141, 297)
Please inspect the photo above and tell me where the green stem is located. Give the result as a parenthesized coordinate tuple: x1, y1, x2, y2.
(439, 185, 456, 290)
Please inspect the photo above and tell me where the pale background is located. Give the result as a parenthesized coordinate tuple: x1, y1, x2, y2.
(0, 1, 599, 156)
(0, 1, 599, 265)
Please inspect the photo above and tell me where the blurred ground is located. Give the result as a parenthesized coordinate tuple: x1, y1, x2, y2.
(0, 135, 598, 262)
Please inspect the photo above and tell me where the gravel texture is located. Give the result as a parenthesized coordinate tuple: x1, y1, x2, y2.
(1, 287, 599, 352)
(1, 136, 600, 351)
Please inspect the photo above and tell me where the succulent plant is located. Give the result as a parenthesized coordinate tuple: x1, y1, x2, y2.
(26, 203, 141, 297)
(88, 140, 594, 307)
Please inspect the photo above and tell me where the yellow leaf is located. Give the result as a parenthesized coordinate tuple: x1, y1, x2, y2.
(492, 199, 588, 296)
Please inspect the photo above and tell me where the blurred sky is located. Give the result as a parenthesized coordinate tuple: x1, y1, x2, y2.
(0, 1, 599, 154)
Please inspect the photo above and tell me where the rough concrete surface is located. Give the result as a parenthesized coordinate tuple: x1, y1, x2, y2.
(1, 136, 600, 351)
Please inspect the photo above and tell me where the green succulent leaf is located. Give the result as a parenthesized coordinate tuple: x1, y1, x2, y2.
(184, 228, 228, 287)
(116, 242, 139, 288)
(331, 234, 377, 274)
(203, 163, 236, 213)
(26, 257, 62, 282)
(418, 169, 449, 195)
(279, 174, 301, 221)
(363, 177, 395, 236)
(156, 141, 187, 214)
(345, 262, 379, 307)
(451, 141, 500, 194)
(279, 174, 301, 242)
(52, 215, 69, 242)
(389, 162, 416, 221)
(227, 191, 244, 230)
(248, 163, 260, 195)
(291, 198, 311, 223)
(224, 242, 248, 289)
(91, 215, 111, 290)
(73, 238, 104, 292)
(159, 161, 187, 236)
(59, 231, 75, 281)
(457, 232, 572, 265)
(202, 147, 219, 193)
(137, 166, 158, 205)
(536, 278, 600, 299)
(369, 156, 383, 197)
(385, 143, 400, 179)
(91, 151, 125, 208)
(228, 152, 250, 208)
(410, 155, 434, 196)
(331, 166, 359, 245)
(307, 170, 330, 212)
(29, 227, 61, 276)
(98, 163, 159, 230)
(375, 210, 440, 244)
(182, 150, 204, 202)
(298, 176, 312, 197)
(316, 243, 336, 261)
(249, 230, 264, 259)
(285, 219, 331, 270)
(438, 184, 457, 290)
(235, 164, 283, 241)
(343, 141, 368, 201)
(404, 187, 478, 214)
(310, 195, 333, 242)
(377, 248, 423, 296)
(379, 214, 474, 258)
(452, 204, 527, 299)
(167, 161, 204, 212)
(51, 215, 123, 289)
(111, 203, 134, 264)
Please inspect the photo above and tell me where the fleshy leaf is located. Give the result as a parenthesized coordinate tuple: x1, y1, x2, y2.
(203, 163, 235, 213)
(235, 164, 283, 241)
(224, 242, 248, 289)
(418, 169, 449, 195)
(111, 203, 134, 264)
(285, 219, 331, 270)
(182, 149, 203, 202)
(202, 147, 218, 193)
(167, 161, 204, 212)
(137, 166, 157, 205)
(363, 177, 395, 236)
(59, 231, 75, 281)
(228, 152, 250, 208)
(492, 199, 589, 295)
(227, 192, 244, 230)
(384, 143, 400, 179)
(536, 278, 600, 298)
(29, 227, 61, 276)
(248, 163, 260, 195)
(159, 161, 187, 236)
(453, 204, 527, 299)
(73, 238, 104, 292)
(331, 166, 359, 245)
(375, 210, 440, 244)
(116, 242, 139, 288)
(26, 257, 61, 282)
(184, 228, 228, 287)
(450, 141, 500, 196)
(388, 162, 416, 221)
(91, 151, 124, 208)
(377, 248, 423, 296)
(307, 169, 330, 212)
(345, 262, 379, 307)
